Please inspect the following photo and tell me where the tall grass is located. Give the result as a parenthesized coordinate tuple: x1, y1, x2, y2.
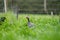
(0, 12, 60, 40)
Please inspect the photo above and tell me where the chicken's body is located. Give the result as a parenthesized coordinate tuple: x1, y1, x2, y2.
(28, 22, 34, 27)
(26, 16, 34, 27)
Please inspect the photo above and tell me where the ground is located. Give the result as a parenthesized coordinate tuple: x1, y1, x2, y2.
(0, 12, 60, 40)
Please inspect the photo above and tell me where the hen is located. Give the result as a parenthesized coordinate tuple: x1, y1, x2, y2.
(26, 16, 34, 28)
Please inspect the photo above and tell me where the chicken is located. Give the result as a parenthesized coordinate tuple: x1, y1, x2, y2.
(26, 16, 34, 28)
(0, 17, 6, 25)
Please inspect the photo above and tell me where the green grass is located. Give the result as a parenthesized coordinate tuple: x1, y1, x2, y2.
(0, 12, 60, 40)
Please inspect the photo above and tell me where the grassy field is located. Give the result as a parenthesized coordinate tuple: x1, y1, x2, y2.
(0, 12, 60, 40)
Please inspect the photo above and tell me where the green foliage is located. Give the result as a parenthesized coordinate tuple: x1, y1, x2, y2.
(0, 12, 60, 40)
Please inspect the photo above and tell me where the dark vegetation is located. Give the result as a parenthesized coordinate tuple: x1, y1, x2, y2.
(0, 17, 6, 25)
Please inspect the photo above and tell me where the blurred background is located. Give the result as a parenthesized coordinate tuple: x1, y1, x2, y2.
(0, 0, 60, 15)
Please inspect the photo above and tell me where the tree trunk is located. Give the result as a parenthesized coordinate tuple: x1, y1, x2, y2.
(4, 0, 7, 13)
(44, 0, 48, 14)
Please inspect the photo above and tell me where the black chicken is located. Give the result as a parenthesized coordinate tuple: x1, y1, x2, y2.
(26, 16, 34, 28)
(0, 17, 6, 25)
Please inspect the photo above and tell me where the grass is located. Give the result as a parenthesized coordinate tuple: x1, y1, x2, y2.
(0, 12, 60, 40)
